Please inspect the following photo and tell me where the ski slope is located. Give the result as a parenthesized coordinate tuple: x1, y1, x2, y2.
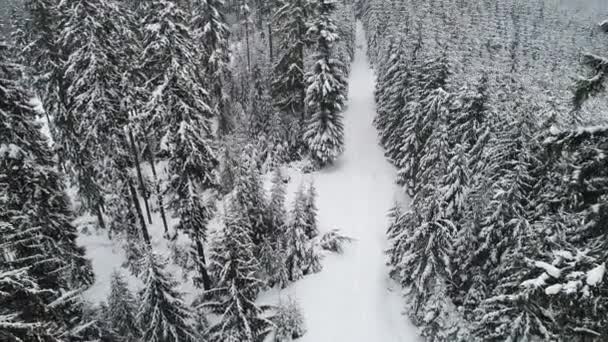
(267, 22, 420, 342)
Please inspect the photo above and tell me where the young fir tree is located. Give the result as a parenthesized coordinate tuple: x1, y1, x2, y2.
(285, 186, 321, 282)
(0, 42, 94, 339)
(303, 0, 348, 167)
(107, 271, 140, 342)
(260, 168, 290, 288)
(137, 251, 199, 342)
(233, 159, 272, 246)
(203, 202, 271, 342)
(139, 0, 219, 290)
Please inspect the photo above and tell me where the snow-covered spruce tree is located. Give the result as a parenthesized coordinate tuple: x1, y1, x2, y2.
(202, 202, 271, 342)
(193, 0, 232, 136)
(334, 0, 355, 75)
(272, 297, 306, 341)
(137, 251, 199, 342)
(0, 268, 58, 341)
(139, 0, 219, 290)
(57, 0, 150, 239)
(233, 159, 272, 246)
(391, 187, 456, 321)
(404, 87, 451, 195)
(269, 167, 288, 234)
(272, 0, 313, 154)
(449, 76, 491, 149)
(107, 271, 140, 341)
(285, 186, 321, 282)
(260, 168, 290, 288)
(248, 63, 276, 139)
(392, 57, 451, 194)
(0, 43, 94, 338)
(416, 119, 451, 198)
(303, 0, 347, 167)
(440, 144, 470, 219)
(472, 231, 558, 342)
(374, 37, 407, 138)
(534, 126, 608, 339)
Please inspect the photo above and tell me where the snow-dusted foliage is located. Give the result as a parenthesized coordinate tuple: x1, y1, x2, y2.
(137, 252, 199, 342)
(303, 0, 347, 167)
(365, 0, 608, 340)
(106, 271, 141, 341)
(0, 42, 94, 340)
(272, 297, 306, 342)
(202, 201, 272, 342)
(3, 0, 360, 340)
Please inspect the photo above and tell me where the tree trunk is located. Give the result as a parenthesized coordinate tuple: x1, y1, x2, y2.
(245, 20, 251, 72)
(195, 238, 212, 290)
(128, 128, 153, 224)
(128, 178, 151, 245)
(95, 204, 106, 230)
(146, 142, 170, 237)
(268, 23, 274, 62)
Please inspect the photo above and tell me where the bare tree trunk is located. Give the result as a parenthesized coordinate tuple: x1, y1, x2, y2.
(95, 204, 106, 230)
(245, 20, 251, 72)
(146, 142, 170, 237)
(268, 23, 274, 62)
(195, 238, 212, 290)
(128, 128, 153, 224)
(128, 177, 151, 245)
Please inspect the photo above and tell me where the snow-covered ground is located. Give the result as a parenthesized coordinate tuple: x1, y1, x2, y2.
(260, 23, 420, 342)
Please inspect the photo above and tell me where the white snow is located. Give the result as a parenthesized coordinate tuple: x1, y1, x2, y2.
(534, 261, 561, 278)
(260, 23, 420, 342)
(544, 284, 563, 295)
(586, 263, 605, 286)
(0, 143, 22, 159)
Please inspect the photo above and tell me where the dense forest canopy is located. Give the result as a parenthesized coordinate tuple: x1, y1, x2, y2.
(2, 0, 608, 341)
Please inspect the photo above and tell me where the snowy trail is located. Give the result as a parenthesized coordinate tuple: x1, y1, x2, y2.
(273, 22, 420, 342)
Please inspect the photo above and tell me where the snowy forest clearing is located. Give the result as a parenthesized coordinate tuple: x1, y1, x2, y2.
(260, 23, 419, 342)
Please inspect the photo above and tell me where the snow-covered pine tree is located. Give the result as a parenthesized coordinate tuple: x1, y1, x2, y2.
(269, 167, 288, 234)
(473, 231, 558, 342)
(272, 297, 306, 341)
(139, 0, 219, 290)
(272, 0, 312, 154)
(233, 159, 272, 246)
(193, 0, 232, 136)
(0, 268, 58, 341)
(303, 0, 347, 167)
(440, 144, 470, 219)
(57, 0, 150, 239)
(203, 202, 271, 342)
(0, 42, 94, 338)
(107, 271, 140, 341)
(285, 186, 320, 282)
(137, 251, 199, 342)
(416, 119, 451, 196)
(248, 64, 275, 139)
(392, 187, 455, 320)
